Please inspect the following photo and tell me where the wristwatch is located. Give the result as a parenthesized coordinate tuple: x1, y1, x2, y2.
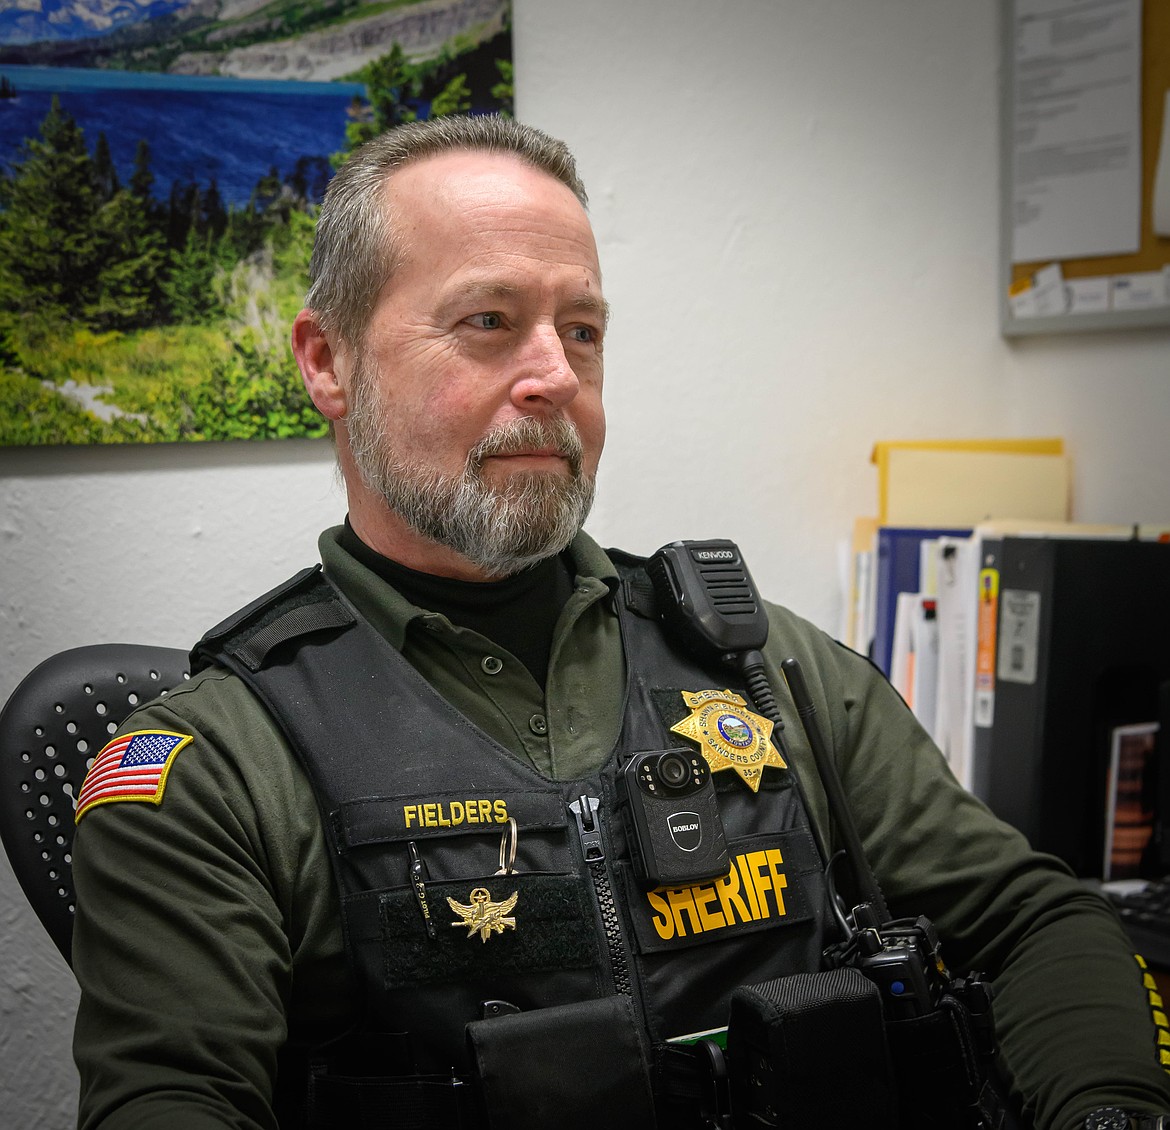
(1083, 1110, 1169, 1129)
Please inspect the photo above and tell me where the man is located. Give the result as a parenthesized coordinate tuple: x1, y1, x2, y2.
(72, 116, 1170, 1130)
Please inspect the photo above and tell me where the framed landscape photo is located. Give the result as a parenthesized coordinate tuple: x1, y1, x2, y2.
(0, 0, 514, 446)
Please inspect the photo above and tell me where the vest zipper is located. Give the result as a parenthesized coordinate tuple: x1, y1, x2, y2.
(569, 795, 632, 996)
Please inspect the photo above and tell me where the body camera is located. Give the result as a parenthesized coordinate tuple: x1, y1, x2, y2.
(619, 748, 730, 888)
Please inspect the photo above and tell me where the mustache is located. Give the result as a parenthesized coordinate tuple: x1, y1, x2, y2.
(468, 416, 584, 476)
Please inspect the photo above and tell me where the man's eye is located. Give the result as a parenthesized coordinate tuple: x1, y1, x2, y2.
(467, 312, 503, 329)
(568, 325, 597, 343)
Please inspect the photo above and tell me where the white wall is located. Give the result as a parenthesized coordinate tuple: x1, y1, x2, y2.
(2, 0, 1168, 1122)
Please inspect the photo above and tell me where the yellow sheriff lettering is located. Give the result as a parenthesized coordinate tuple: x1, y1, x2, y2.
(715, 860, 753, 925)
(402, 798, 510, 829)
(648, 848, 789, 941)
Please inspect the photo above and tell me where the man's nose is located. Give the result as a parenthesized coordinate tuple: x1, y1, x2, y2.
(509, 325, 580, 412)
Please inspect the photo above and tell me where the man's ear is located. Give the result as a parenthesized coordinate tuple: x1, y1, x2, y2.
(292, 308, 348, 421)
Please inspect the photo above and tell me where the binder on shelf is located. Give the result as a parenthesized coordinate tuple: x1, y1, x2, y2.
(969, 533, 1005, 803)
(845, 516, 879, 654)
(963, 522, 1170, 802)
(978, 536, 1170, 878)
(871, 526, 969, 678)
(934, 534, 982, 789)
(968, 519, 1167, 541)
(890, 594, 941, 743)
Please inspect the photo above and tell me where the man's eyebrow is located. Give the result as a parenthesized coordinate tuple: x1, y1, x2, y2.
(444, 280, 522, 308)
(569, 292, 611, 328)
(442, 280, 610, 326)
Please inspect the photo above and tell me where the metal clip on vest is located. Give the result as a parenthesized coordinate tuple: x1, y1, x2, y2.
(569, 795, 603, 862)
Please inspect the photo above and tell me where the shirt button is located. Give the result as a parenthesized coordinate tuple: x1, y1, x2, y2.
(481, 655, 504, 675)
(529, 713, 548, 735)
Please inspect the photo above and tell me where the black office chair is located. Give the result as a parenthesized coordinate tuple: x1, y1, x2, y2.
(0, 644, 190, 966)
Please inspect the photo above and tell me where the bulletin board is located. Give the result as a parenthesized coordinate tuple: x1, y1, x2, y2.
(1000, 0, 1170, 336)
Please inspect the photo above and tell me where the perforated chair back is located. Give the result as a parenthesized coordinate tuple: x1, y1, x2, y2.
(0, 644, 190, 966)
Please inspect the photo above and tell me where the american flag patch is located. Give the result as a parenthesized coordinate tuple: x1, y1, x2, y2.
(75, 730, 193, 824)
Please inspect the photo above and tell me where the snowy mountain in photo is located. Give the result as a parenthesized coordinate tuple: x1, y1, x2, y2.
(0, 0, 195, 45)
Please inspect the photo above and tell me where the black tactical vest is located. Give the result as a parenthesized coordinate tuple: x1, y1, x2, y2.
(192, 553, 830, 1119)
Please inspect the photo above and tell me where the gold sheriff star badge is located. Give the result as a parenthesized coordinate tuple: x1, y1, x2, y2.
(669, 689, 786, 792)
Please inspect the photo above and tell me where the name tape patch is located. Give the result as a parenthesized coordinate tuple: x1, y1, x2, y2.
(403, 798, 509, 829)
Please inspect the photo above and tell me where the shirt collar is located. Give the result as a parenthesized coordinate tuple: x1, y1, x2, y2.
(318, 525, 620, 651)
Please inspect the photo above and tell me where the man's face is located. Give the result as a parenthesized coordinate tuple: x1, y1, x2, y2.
(342, 149, 607, 577)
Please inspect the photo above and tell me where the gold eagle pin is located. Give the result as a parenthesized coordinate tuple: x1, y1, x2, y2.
(669, 689, 786, 792)
(447, 887, 519, 942)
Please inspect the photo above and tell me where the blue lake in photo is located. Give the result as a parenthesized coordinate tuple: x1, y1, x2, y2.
(0, 65, 365, 205)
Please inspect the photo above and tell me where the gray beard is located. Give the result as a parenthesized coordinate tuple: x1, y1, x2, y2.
(347, 383, 595, 579)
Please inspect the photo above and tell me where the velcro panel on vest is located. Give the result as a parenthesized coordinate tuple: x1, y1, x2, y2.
(727, 967, 898, 1128)
(375, 874, 600, 990)
(466, 995, 656, 1130)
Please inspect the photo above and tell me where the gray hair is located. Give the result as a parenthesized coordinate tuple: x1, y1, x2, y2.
(304, 115, 588, 349)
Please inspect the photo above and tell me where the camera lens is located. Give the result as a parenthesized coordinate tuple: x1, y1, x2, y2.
(656, 751, 691, 790)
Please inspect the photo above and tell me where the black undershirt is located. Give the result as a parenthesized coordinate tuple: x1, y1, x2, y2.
(337, 520, 574, 689)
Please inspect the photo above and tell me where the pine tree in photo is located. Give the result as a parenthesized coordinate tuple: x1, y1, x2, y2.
(92, 131, 121, 202)
(87, 188, 167, 330)
(161, 226, 218, 324)
(0, 96, 104, 318)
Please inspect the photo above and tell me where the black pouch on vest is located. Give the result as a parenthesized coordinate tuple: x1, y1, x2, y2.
(726, 967, 898, 1128)
(466, 995, 657, 1130)
(883, 994, 1004, 1130)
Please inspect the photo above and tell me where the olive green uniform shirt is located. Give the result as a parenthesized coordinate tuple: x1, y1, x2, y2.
(72, 528, 1170, 1130)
